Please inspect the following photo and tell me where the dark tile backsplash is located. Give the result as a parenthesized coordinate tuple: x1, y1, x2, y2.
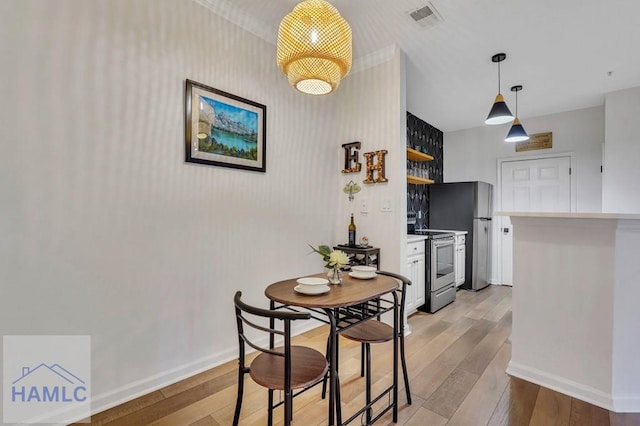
(407, 112, 443, 230)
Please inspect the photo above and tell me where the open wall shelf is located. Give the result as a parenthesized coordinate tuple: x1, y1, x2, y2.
(406, 147, 434, 162)
(407, 176, 435, 185)
(407, 147, 434, 184)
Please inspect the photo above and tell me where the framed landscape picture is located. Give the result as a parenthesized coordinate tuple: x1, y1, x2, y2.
(185, 79, 266, 172)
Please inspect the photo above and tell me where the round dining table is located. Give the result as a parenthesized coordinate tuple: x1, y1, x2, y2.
(265, 272, 399, 425)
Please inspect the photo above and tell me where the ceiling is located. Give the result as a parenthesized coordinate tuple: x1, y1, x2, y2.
(198, 0, 640, 132)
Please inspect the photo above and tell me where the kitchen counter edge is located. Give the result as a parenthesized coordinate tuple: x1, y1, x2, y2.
(495, 211, 640, 220)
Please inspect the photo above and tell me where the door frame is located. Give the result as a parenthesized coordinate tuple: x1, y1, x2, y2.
(494, 151, 576, 285)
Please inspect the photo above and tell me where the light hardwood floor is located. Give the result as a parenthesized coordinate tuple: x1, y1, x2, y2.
(81, 286, 640, 425)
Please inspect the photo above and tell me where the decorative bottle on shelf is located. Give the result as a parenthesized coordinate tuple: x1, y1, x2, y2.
(348, 214, 356, 246)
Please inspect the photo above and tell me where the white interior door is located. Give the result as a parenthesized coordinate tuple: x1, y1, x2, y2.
(500, 156, 571, 285)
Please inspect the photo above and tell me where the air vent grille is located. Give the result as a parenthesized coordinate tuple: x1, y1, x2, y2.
(410, 5, 434, 22)
(408, 2, 442, 28)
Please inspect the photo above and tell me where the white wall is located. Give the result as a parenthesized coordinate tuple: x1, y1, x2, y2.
(507, 214, 640, 412)
(603, 86, 640, 213)
(444, 106, 604, 212)
(334, 48, 407, 273)
(441, 107, 603, 283)
(0, 0, 353, 414)
(508, 215, 615, 409)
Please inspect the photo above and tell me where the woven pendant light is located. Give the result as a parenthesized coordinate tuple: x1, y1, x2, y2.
(277, 0, 352, 95)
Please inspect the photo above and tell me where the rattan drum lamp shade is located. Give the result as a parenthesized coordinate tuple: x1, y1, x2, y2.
(277, 0, 352, 95)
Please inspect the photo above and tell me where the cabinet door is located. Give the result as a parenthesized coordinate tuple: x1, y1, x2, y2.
(456, 246, 466, 286)
(406, 258, 416, 314)
(454, 246, 460, 285)
(414, 256, 426, 307)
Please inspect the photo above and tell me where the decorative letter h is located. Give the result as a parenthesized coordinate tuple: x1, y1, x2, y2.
(363, 150, 388, 184)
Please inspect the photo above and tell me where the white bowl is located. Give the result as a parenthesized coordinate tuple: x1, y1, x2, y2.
(349, 271, 377, 280)
(296, 277, 329, 287)
(351, 266, 377, 274)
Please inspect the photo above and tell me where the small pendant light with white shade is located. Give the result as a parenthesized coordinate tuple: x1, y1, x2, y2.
(505, 85, 530, 142)
(485, 53, 514, 125)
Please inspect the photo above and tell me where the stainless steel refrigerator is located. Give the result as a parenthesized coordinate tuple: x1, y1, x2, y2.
(428, 181, 493, 291)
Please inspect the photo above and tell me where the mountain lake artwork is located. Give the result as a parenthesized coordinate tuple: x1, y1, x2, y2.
(199, 96, 258, 161)
(185, 79, 266, 172)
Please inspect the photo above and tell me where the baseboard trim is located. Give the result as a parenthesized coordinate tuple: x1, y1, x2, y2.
(88, 320, 323, 420)
(507, 361, 616, 411)
(90, 349, 237, 419)
(611, 393, 640, 413)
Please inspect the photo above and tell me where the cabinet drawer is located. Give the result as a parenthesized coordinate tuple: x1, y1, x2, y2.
(430, 284, 456, 313)
(407, 241, 425, 256)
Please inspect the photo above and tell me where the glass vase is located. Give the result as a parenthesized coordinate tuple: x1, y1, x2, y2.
(327, 266, 343, 285)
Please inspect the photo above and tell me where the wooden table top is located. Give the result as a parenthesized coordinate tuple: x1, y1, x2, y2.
(264, 272, 398, 309)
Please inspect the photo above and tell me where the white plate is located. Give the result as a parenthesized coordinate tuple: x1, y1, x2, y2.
(349, 272, 377, 280)
(296, 277, 329, 286)
(294, 284, 330, 295)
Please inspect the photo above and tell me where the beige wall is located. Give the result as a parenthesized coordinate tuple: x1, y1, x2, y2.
(334, 48, 407, 273)
(0, 0, 408, 416)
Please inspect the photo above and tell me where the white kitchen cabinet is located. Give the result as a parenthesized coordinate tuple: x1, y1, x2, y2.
(455, 234, 466, 287)
(406, 258, 415, 314)
(413, 256, 425, 307)
(406, 240, 426, 315)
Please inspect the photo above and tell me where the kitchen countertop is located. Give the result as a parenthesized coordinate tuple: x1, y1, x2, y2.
(495, 211, 640, 219)
(407, 235, 429, 243)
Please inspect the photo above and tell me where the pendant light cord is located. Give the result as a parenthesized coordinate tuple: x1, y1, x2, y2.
(497, 61, 501, 94)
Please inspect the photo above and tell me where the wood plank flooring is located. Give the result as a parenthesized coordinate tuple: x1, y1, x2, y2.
(79, 285, 640, 425)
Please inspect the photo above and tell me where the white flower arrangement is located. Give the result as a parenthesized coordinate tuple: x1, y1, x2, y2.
(309, 244, 349, 269)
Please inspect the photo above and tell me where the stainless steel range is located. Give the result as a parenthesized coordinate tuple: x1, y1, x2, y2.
(413, 230, 456, 313)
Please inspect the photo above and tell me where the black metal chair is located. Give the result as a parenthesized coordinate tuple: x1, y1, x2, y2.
(232, 291, 328, 426)
(322, 271, 412, 422)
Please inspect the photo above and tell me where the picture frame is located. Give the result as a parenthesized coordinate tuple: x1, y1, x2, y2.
(185, 79, 266, 172)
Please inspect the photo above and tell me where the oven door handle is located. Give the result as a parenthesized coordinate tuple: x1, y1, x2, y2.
(432, 238, 455, 247)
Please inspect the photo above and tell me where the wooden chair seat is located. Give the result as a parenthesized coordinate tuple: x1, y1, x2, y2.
(250, 346, 329, 390)
(322, 271, 413, 422)
(341, 320, 393, 344)
(233, 291, 329, 425)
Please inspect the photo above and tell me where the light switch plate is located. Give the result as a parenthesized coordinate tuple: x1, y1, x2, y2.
(360, 197, 369, 213)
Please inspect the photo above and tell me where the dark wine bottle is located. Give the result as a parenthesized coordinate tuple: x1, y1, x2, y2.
(348, 214, 356, 246)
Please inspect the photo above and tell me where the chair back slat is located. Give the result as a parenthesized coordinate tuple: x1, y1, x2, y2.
(376, 270, 412, 331)
(235, 292, 310, 320)
(233, 291, 330, 426)
(239, 333, 285, 357)
(238, 314, 286, 337)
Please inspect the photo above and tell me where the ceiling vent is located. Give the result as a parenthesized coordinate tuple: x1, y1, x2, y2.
(408, 2, 442, 28)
